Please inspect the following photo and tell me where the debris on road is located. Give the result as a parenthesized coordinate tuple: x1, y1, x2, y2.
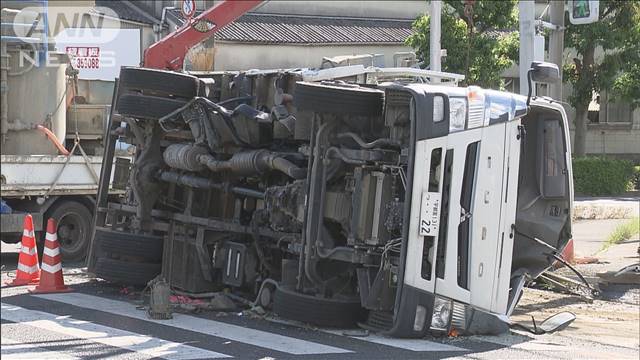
(598, 263, 640, 286)
(536, 271, 597, 302)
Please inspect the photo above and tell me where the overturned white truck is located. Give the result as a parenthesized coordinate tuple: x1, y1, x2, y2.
(88, 63, 573, 336)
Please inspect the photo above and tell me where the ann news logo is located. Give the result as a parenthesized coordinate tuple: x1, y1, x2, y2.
(11, 6, 120, 68)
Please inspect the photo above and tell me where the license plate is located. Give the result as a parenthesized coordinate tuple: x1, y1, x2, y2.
(419, 191, 441, 236)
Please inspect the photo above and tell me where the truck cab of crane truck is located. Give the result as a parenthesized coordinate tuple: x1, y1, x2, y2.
(384, 83, 573, 336)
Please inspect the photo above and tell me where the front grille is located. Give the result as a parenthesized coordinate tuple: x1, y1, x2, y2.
(361, 310, 394, 332)
(451, 302, 467, 330)
(467, 101, 484, 129)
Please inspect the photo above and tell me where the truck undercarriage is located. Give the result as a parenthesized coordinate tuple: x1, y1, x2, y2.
(88, 66, 573, 336)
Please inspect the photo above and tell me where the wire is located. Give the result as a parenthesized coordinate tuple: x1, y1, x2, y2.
(377, 237, 402, 273)
(550, 253, 595, 293)
(514, 226, 595, 293)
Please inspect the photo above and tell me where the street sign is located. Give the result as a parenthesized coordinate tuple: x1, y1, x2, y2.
(55, 28, 140, 81)
(569, 0, 599, 25)
(181, 0, 196, 19)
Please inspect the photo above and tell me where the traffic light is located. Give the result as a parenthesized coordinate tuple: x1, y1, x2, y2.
(569, 0, 599, 25)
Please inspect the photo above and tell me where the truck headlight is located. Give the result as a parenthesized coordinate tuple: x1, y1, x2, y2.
(430, 296, 452, 331)
(449, 97, 467, 132)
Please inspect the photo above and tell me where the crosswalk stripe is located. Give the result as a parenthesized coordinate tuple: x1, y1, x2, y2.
(322, 329, 466, 352)
(1, 337, 80, 360)
(1, 303, 230, 359)
(471, 334, 573, 351)
(36, 293, 351, 355)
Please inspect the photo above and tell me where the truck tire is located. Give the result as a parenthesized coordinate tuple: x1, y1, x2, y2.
(94, 257, 161, 286)
(294, 82, 384, 116)
(273, 286, 365, 327)
(95, 227, 163, 262)
(119, 67, 200, 99)
(45, 201, 92, 262)
(116, 94, 188, 120)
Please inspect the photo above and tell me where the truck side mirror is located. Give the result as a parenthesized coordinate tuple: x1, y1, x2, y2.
(527, 61, 560, 105)
(539, 312, 576, 333)
(530, 61, 560, 84)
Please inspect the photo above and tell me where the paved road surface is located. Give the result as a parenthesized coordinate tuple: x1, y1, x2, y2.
(2, 267, 638, 359)
(2, 226, 638, 360)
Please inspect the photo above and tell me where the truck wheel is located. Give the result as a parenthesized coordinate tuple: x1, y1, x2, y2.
(273, 286, 365, 327)
(294, 82, 384, 116)
(116, 94, 188, 120)
(119, 67, 200, 99)
(94, 257, 161, 286)
(46, 201, 92, 262)
(95, 227, 163, 262)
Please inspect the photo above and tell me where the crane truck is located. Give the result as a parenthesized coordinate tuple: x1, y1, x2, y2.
(1, 5, 123, 261)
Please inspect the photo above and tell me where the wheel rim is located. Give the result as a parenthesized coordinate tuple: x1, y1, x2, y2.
(56, 211, 87, 253)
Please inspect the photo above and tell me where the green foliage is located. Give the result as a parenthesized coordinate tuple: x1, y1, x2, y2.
(572, 157, 635, 195)
(632, 166, 640, 191)
(564, 1, 640, 109)
(405, 0, 519, 88)
(612, 63, 640, 109)
(602, 217, 640, 251)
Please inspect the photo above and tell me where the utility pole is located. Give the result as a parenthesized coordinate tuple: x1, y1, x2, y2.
(430, 0, 442, 80)
(519, 1, 535, 96)
(549, 1, 564, 101)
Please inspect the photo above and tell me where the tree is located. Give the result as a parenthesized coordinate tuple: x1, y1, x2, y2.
(406, 0, 519, 88)
(564, 1, 640, 156)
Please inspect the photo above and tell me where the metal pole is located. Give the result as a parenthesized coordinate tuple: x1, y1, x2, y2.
(430, 0, 442, 79)
(519, 1, 535, 96)
(549, 1, 564, 101)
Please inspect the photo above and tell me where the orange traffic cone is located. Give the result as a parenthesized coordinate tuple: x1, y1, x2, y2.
(5, 214, 40, 286)
(30, 219, 72, 293)
(560, 238, 576, 265)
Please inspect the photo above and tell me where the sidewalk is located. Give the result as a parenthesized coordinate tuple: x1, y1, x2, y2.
(572, 218, 630, 257)
(573, 195, 640, 220)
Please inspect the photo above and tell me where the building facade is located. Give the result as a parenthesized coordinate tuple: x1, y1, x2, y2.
(5, 0, 636, 160)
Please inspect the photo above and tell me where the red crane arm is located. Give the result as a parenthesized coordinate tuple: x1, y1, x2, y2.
(143, 0, 264, 70)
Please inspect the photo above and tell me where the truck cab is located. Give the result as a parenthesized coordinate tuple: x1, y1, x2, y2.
(384, 86, 573, 336)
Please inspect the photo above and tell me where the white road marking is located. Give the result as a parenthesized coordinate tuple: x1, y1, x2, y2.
(1, 337, 79, 360)
(471, 333, 570, 351)
(323, 329, 465, 352)
(1, 303, 230, 359)
(36, 293, 351, 355)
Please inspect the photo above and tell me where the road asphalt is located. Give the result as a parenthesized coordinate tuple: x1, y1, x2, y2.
(1, 218, 638, 360)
